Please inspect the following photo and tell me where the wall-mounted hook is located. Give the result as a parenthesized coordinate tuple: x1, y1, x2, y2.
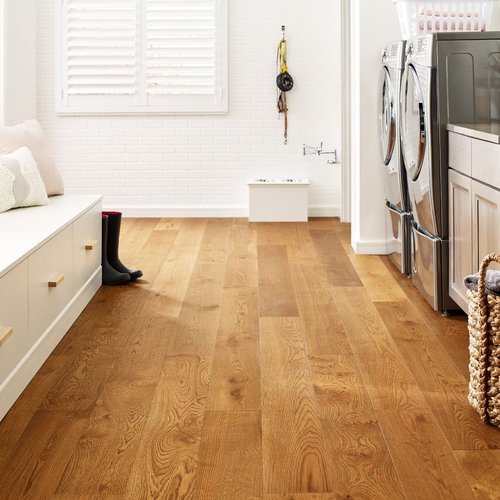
(281, 25, 286, 40)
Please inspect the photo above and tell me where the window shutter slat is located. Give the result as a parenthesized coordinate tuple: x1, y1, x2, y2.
(146, 0, 217, 96)
(57, 0, 227, 114)
(65, 0, 137, 96)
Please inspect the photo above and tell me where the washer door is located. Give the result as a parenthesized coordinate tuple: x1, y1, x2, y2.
(401, 64, 437, 234)
(401, 65, 426, 183)
(379, 67, 397, 166)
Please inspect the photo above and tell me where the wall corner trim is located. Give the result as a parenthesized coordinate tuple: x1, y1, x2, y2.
(351, 238, 393, 255)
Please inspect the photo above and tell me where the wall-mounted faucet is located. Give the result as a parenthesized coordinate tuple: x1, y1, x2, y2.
(303, 143, 322, 155)
(302, 142, 339, 164)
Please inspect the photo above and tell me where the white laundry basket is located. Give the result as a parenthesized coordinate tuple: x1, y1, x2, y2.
(393, 0, 498, 38)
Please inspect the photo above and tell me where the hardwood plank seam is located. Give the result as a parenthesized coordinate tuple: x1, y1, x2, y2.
(147, 219, 207, 319)
(257, 307, 265, 500)
(372, 300, 500, 453)
(380, 257, 470, 378)
(124, 353, 213, 498)
(388, 294, 468, 385)
(194, 409, 264, 498)
(190, 224, 231, 493)
(327, 291, 412, 499)
(260, 316, 335, 494)
(332, 289, 475, 498)
(255, 232, 268, 499)
(451, 450, 480, 496)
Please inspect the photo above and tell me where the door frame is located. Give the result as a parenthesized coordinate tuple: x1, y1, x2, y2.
(340, 0, 351, 222)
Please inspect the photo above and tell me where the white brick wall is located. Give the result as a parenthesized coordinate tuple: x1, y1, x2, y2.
(37, 0, 342, 216)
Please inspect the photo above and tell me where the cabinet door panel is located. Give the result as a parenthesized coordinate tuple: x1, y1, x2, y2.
(28, 226, 73, 341)
(0, 261, 29, 385)
(472, 180, 500, 273)
(73, 203, 101, 293)
(449, 169, 472, 312)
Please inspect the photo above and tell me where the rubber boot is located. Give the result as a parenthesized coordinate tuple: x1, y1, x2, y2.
(101, 215, 130, 286)
(102, 211, 143, 281)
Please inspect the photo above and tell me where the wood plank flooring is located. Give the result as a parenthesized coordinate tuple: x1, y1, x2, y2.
(0, 217, 499, 499)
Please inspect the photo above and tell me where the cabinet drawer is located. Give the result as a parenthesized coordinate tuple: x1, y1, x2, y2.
(0, 261, 29, 385)
(471, 139, 500, 187)
(28, 226, 73, 341)
(73, 203, 101, 293)
(449, 132, 471, 176)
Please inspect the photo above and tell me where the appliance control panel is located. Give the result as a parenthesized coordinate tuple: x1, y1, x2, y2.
(382, 41, 406, 70)
(406, 34, 436, 67)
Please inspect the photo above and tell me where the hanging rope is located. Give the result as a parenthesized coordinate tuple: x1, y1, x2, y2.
(276, 32, 293, 145)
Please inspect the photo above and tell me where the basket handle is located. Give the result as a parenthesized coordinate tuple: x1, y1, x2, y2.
(477, 253, 500, 422)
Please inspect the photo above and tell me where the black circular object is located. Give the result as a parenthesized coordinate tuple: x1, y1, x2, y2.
(276, 72, 294, 92)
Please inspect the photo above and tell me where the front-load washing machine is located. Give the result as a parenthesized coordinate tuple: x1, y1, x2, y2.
(379, 40, 410, 275)
(400, 32, 500, 313)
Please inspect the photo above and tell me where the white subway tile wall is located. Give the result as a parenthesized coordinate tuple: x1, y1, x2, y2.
(37, 0, 342, 215)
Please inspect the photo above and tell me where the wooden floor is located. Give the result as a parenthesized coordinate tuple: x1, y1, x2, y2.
(0, 218, 499, 500)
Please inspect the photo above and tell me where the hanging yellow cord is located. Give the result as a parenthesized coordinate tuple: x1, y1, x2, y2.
(276, 37, 289, 145)
(278, 40, 288, 73)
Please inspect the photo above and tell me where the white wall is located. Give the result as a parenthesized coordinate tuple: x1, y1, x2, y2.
(350, 0, 401, 253)
(491, 6, 500, 28)
(0, 0, 36, 126)
(36, 0, 342, 217)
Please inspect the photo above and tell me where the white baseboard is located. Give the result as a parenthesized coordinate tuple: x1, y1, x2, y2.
(0, 268, 102, 421)
(308, 206, 341, 218)
(352, 239, 392, 255)
(103, 204, 341, 219)
(104, 205, 248, 218)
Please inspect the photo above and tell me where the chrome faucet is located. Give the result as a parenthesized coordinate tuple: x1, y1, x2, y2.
(302, 142, 339, 164)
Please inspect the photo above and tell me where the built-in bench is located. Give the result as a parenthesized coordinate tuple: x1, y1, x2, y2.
(0, 194, 102, 420)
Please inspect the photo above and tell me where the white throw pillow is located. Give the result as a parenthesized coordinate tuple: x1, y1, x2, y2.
(0, 147, 49, 213)
(0, 119, 64, 196)
(0, 167, 16, 212)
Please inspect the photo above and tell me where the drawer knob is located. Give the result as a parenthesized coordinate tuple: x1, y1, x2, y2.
(0, 326, 13, 346)
(48, 274, 65, 288)
(85, 240, 98, 251)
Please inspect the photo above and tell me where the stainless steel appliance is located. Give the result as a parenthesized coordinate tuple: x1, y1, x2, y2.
(379, 40, 410, 275)
(400, 32, 500, 313)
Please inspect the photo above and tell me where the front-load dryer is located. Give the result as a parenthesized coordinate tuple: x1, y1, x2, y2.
(379, 40, 410, 275)
(400, 32, 500, 313)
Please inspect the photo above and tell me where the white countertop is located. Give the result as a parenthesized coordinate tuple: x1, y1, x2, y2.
(0, 194, 102, 278)
(447, 123, 500, 144)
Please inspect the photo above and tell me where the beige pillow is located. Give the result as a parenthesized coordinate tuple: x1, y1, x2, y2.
(0, 147, 49, 213)
(0, 119, 64, 196)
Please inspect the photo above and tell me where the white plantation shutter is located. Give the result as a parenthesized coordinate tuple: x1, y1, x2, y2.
(58, 0, 139, 111)
(146, 0, 217, 95)
(57, 0, 228, 114)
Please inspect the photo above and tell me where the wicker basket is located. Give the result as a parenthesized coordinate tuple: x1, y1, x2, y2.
(467, 253, 500, 426)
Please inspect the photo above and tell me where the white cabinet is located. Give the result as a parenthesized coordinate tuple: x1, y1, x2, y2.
(28, 226, 74, 342)
(472, 180, 500, 273)
(449, 169, 472, 312)
(73, 203, 101, 293)
(449, 130, 500, 313)
(0, 195, 102, 420)
(449, 132, 472, 177)
(0, 261, 28, 385)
